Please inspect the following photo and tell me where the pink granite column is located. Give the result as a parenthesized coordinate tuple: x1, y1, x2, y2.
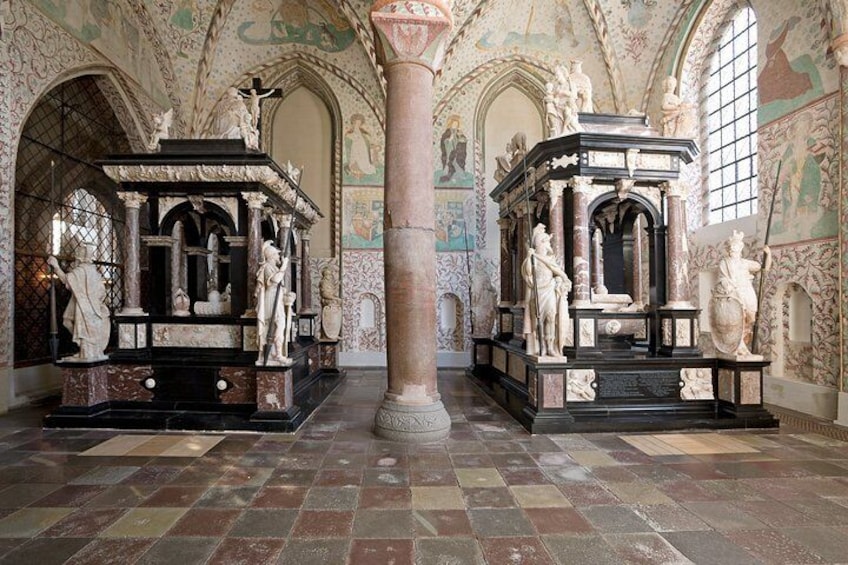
(497, 217, 513, 305)
(662, 181, 691, 307)
(569, 176, 593, 306)
(633, 215, 645, 307)
(299, 231, 313, 314)
(242, 192, 268, 316)
(371, 0, 453, 442)
(547, 181, 566, 268)
(514, 209, 528, 304)
(117, 192, 147, 315)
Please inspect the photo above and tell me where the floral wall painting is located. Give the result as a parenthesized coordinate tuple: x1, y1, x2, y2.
(477, 0, 579, 52)
(435, 115, 473, 188)
(342, 188, 384, 250)
(760, 97, 838, 245)
(343, 114, 384, 186)
(165, 0, 207, 59)
(30, 0, 170, 105)
(435, 190, 475, 252)
(237, 0, 355, 52)
(758, 16, 824, 124)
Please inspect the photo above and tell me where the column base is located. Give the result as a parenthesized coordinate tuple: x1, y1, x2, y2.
(373, 399, 451, 443)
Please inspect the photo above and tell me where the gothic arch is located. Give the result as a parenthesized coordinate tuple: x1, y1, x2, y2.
(471, 60, 548, 141)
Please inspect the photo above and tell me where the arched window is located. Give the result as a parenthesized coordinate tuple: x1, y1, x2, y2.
(707, 6, 758, 224)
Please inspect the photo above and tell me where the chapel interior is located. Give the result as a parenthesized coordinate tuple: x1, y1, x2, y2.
(3, 1, 848, 563)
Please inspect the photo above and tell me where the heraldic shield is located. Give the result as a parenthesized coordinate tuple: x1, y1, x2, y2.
(708, 279, 745, 355)
(322, 303, 342, 341)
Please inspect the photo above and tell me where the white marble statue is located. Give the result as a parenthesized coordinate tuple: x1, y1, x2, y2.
(208, 87, 259, 150)
(522, 224, 571, 357)
(569, 60, 593, 113)
(47, 244, 110, 362)
(471, 259, 498, 337)
(709, 230, 771, 358)
(239, 88, 275, 132)
(494, 132, 527, 182)
(547, 64, 582, 138)
(256, 241, 294, 365)
(660, 76, 696, 138)
(319, 266, 342, 341)
(172, 287, 191, 317)
(147, 108, 173, 152)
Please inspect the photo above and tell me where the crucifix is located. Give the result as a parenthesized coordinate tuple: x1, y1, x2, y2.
(238, 77, 283, 141)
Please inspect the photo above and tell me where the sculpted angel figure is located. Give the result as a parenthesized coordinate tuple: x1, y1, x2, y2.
(660, 76, 696, 138)
(147, 108, 173, 152)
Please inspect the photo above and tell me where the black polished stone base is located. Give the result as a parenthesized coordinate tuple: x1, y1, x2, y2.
(468, 341, 778, 434)
(44, 369, 344, 433)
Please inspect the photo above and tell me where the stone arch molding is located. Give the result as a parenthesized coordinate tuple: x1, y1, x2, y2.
(470, 59, 548, 142)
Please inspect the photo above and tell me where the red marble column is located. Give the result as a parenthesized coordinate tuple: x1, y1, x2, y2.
(570, 176, 594, 306)
(497, 217, 513, 305)
(662, 180, 692, 307)
(117, 192, 147, 315)
(371, 0, 453, 442)
(547, 181, 566, 268)
(242, 192, 268, 316)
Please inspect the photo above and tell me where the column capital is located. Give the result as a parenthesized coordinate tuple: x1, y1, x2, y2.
(117, 192, 147, 209)
(497, 216, 512, 228)
(370, 0, 453, 71)
(546, 180, 568, 208)
(241, 191, 268, 210)
(569, 176, 594, 194)
(661, 180, 688, 199)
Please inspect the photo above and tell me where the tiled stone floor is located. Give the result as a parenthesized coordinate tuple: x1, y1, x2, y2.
(0, 369, 847, 563)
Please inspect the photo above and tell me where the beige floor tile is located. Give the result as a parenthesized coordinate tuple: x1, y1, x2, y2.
(79, 435, 155, 457)
(605, 482, 675, 505)
(509, 485, 571, 508)
(566, 450, 620, 467)
(411, 487, 465, 510)
(0, 507, 75, 538)
(100, 507, 188, 537)
(160, 436, 224, 457)
(126, 436, 185, 457)
(455, 468, 505, 488)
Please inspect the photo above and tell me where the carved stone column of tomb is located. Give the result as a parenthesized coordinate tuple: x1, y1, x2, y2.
(117, 192, 148, 315)
(242, 192, 268, 316)
(569, 176, 594, 306)
(661, 180, 692, 308)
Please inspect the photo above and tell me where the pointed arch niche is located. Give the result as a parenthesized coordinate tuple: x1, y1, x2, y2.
(480, 82, 544, 253)
(270, 88, 333, 258)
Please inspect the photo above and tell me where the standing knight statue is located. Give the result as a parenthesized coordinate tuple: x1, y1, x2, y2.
(256, 241, 295, 365)
(709, 230, 771, 358)
(522, 224, 571, 358)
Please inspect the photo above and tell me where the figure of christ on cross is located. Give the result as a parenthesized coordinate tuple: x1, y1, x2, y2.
(238, 77, 283, 143)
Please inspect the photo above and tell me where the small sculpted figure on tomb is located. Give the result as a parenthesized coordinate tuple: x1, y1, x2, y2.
(709, 230, 771, 358)
(547, 64, 581, 137)
(208, 87, 259, 150)
(256, 241, 294, 365)
(240, 88, 275, 132)
(47, 244, 110, 361)
(172, 287, 191, 317)
(494, 132, 527, 182)
(147, 108, 172, 152)
(660, 76, 696, 138)
(522, 224, 571, 357)
(569, 60, 593, 113)
(319, 266, 342, 341)
(471, 259, 498, 337)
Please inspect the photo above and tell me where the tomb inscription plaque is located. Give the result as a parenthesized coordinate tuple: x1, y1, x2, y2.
(596, 371, 680, 401)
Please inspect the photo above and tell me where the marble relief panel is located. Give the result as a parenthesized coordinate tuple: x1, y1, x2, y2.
(566, 369, 596, 402)
(542, 373, 564, 408)
(493, 347, 507, 374)
(152, 324, 240, 348)
(717, 369, 735, 403)
(680, 368, 714, 401)
(508, 353, 526, 385)
(579, 319, 595, 347)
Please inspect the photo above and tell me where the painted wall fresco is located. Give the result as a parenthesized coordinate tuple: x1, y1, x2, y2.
(435, 190, 475, 252)
(342, 187, 384, 250)
(757, 95, 838, 245)
(343, 113, 384, 185)
(434, 114, 474, 188)
(30, 0, 170, 106)
(475, 0, 581, 52)
(236, 0, 355, 52)
(754, 0, 838, 125)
